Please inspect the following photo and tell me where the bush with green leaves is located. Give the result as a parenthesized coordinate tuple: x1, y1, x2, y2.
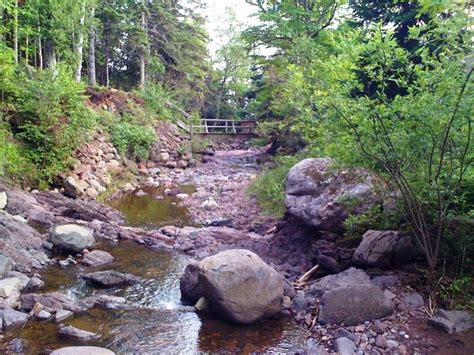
(13, 67, 95, 188)
(111, 122, 156, 161)
(284, 10, 472, 271)
(247, 155, 301, 218)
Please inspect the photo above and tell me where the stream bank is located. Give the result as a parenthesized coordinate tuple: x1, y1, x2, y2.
(1, 143, 473, 354)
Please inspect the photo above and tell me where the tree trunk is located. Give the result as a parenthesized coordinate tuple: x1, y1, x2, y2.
(13, 0, 19, 64)
(75, 1, 86, 82)
(105, 42, 109, 87)
(139, 0, 147, 87)
(37, 35, 43, 69)
(45, 39, 56, 70)
(87, 6, 97, 86)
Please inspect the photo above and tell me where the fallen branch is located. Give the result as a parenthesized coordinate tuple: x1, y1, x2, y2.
(294, 264, 320, 287)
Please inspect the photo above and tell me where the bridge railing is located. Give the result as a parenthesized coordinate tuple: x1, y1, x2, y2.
(192, 119, 257, 135)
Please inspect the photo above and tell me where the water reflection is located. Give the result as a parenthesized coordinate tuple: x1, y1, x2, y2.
(107, 185, 195, 229)
(2, 223, 307, 353)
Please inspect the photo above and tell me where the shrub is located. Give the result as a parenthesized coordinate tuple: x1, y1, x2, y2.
(14, 67, 95, 187)
(247, 155, 301, 218)
(0, 122, 36, 184)
(136, 82, 174, 121)
(111, 122, 156, 161)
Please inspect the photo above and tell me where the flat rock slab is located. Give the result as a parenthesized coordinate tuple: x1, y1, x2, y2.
(50, 224, 95, 253)
(428, 309, 473, 334)
(81, 250, 114, 267)
(21, 292, 83, 312)
(51, 347, 115, 355)
(0, 277, 23, 297)
(318, 284, 393, 326)
(83, 270, 139, 288)
(58, 325, 100, 342)
(0, 307, 28, 331)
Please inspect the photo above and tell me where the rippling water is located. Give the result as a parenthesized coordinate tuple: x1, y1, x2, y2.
(2, 186, 307, 354)
(4, 241, 306, 353)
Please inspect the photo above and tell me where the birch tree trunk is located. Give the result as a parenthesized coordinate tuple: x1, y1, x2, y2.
(75, 1, 86, 82)
(139, 0, 147, 87)
(87, 6, 97, 86)
(13, 0, 19, 65)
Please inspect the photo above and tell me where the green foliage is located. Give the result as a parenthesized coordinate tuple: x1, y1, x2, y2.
(111, 122, 156, 161)
(13, 67, 95, 187)
(136, 83, 174, 121)
(0, 121, 36, 183)
(439, 276, 474, 311)
(247, 155, 301, 218)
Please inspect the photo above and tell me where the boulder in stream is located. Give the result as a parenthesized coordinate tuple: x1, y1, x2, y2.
(81, 250, 114, 267)
(0, 307, 28, 331)
(198, 249, 283, 324)
(82, 270, 139, 288)
(58, 325, 100, 342)
(50, 224, 95, 253)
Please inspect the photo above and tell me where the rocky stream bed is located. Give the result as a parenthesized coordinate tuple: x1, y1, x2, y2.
(0, 146, 473, 354)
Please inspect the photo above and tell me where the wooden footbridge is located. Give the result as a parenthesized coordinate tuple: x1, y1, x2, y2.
(166, 101, 257, 139)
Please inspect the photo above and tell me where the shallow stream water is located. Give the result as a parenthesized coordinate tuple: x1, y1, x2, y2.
(2, 184, 307, 354)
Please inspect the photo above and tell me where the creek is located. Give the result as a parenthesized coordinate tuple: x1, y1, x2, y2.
(3, 185, 307, 353)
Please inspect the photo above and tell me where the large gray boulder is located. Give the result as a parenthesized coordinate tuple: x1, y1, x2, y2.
(318, 284, 393, 325)
(0, 254, 13, 279)
(83, 270, 139, 288)
(50, 224, 95, 252)
(308, 267, 371, 298)
(428, 309, 473, 334)
(198, 249, 283, 324)
(51, 347, 115, 355)
(285, 158, 382, 232)
(0, 307, 28, 331)
(352, 230, 418, 267)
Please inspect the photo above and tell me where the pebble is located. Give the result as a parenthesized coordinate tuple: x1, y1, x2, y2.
(387, 339, 399, 349)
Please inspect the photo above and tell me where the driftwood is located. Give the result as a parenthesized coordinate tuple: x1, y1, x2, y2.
(294, 264, 320, 287)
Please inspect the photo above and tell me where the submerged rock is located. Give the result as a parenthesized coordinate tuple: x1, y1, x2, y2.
(83, 270, 139, 288)
(318, 284, 393, 325)
(198, 249, 283, 324)
(21, 292, 83, 313)
(58, 325, 100, 342)
(352, 230, 418, 267)
(285, 158, 382, 232)
(51, 347, 115, 355)
(50, 224, 95, 253)
(81, 250, 114, 267)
